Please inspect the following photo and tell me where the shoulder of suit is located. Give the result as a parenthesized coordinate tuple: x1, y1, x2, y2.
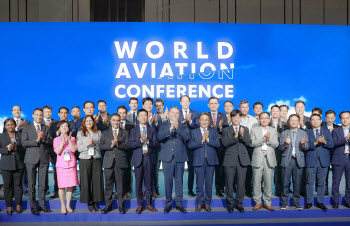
(190, 109, 198, 114)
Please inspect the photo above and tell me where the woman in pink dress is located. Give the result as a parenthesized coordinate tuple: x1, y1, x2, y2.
(53, 120, 79, 214)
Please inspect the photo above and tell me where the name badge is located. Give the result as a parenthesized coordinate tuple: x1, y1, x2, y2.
(262, 143, 268, 151)
(345, 143, 350, 153)
(64, 152, 71, 161)
(88, 146, 94, 156)
(142, 143, 148, 154)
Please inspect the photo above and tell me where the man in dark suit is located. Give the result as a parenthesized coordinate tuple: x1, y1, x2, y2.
(21, 108, 53, 215)
(97, 100, 111, 131)
(269, 105, 288, 197)
(75, 101, 103, 132)
(179, 95, 199, 197)
(71, 106, 81, 123)
(331, 111, 350, 209)
(5, 105, 31, 196)
(324, 110, 340, 196)
(99, 113, 130, 214)
(189, 112, 220, 212)
(305, 114, 334, 211)
(117, 105, 134, 198)
(49, 107, 77, 198)
(207, 97, 228, 197)
(222, 110, 251, 213)
(279, 114, 308, 210)
(312, 108, 327, 127)
(129, 109, 158, 214)
(158, 106, 190, 213)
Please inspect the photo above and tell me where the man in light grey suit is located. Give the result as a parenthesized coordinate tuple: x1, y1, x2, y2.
(250, 112, 278, 211)
(279, 114, 308, 210)
(22, 108, 53, 215)
(126, 97, 139, 126)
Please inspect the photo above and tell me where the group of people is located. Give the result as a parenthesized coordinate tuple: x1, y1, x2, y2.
(0, 96, 349, 216)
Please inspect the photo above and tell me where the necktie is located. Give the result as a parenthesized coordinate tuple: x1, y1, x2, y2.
(316, 129, 320, 139)
(203, 128, 207, 157)
(121, 122, 125, 129)
(15, 119, 19, 131)
(114, 129, 118, 139)
(292, 131, 296, 156)
(235, 127, 239, 133)
(133, 112, 136, 124)
(36, 125, 41, 134)
(142, 126, 146, 136)
(185, 110, 188, 118)
(213, 112, 217, 123)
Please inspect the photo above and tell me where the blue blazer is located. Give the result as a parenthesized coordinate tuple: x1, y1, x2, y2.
(129, 124, 158, 167)
(178, 109, 199, 130)
(158, 121, 190, 163)
(306, 127, 334, 168)
(188, 127, 220, 166)
(331, 126, 350, 166)
(279, 128, 308, 168)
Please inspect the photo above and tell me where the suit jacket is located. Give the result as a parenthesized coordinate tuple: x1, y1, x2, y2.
(50, 120, 77, 139)
(3, 118, 31, 133)
(240, 115, 258, 133)
(21, 123, 53, 164)
(129, 124, 158, 167)
(99, 127, 130, 169)
(222, 125, 251, 167)
(0, 132, 24, 170)
(208, 111, 228, 131)
(120, 119, 134, 132)
(306, 127, 334, 167)
(331, 126, 350, 166)
(41, 118, 57, 125)
(126, 111, 139, 126)
(269, 118, 288, 137)
(178, 109, 199, 130)
(279, 128, 308, 168)
(158, 121, 190, 163)
(188, 127, 220, 166)
(250, 126, 279, 168)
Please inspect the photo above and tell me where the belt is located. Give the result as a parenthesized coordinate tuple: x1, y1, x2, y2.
(264, 154, 267, 158)
(345, 153, 350, 156)
(291, 156, 296, 160)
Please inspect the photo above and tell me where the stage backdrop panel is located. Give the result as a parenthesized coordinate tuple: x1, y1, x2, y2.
(0, 22, 349, 130)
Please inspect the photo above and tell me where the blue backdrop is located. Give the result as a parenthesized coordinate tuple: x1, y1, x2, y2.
(0, 22, 349, 128)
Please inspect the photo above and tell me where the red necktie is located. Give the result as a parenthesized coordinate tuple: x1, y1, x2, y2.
(36, 125, 41, 134)
(213, 113, 217, 123)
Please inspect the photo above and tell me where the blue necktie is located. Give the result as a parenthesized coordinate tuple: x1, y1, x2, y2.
(316, 129, 320, 139)
(142, 126, 146, 136)
(133, 112, 136, 124)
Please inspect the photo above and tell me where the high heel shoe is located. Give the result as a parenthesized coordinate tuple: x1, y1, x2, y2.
(61, 207, 67, 215)
(67, 207, 74, 213)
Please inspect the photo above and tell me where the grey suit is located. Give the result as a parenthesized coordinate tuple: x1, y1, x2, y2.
(250, 126, 278, 206)
(21, 123, 52, 208)
(126, 111, 138, 125)
(279, 128, 308, 205)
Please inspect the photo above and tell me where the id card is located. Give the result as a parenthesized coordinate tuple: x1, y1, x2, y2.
(88, 146, 94, 156)
(262, 143, 268, 151)
(64, 152, 71, 161)
(345, 143, 350, 153)
(142, 143, 148, 154)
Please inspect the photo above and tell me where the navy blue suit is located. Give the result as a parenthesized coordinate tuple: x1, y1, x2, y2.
(129, 124, 158, 207)
(158, 121, 190, 208)
(331, 126, 350, 205)
(208, 111, 228, 191)
(305, 127, 334, 204)
(178, 109, 199, 192)
(188, 127, 220, 206)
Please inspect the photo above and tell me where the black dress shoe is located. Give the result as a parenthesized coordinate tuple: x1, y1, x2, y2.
(119, 207, 126, 214)
(15, 209, 23, 214)
(38, 205, 52, 212)
(333, 203, 339, 209)
(188, 190, 196, 197)
(245, 192, 253, 198)
(300, 192, 306, 197)
(102, 207, 112, 214)
(164, 206, 172, 213)
(176, 206, 187, 213)
(31, 207, 39, 215)
(316, 203, 328, 211)
(7, 210, 13, 215)
(155, 188, 160, 196)
(216, 190, 224, 197)
(236, 206, 245, 213)
(325, 189, 329, 196)
(344, 203, 350, 208)
(304, 203, 312, 209)
(227, 206, 234, 213)
(51, 192, 59, 199)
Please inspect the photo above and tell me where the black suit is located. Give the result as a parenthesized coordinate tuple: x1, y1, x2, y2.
(222, 125, 251, 207)
(99, 127, 130, 209)
(0, 132, 24, 207)
(120, 119, 134, 194)
(21, 123, 52, 208)
(208, 111, 228, 192)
